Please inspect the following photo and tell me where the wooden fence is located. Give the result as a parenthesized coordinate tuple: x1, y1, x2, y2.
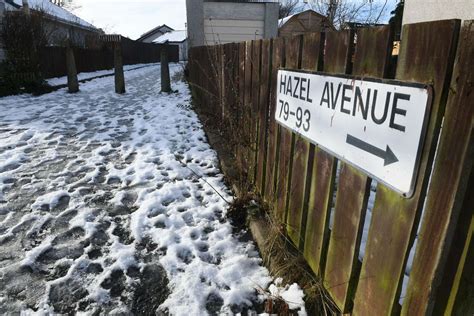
(40, 38, 179, 79)
(188, 19, 473, 315)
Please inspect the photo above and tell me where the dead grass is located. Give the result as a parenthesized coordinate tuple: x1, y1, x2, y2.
(228, 196, 341, 315)
(171, 64, 187, 83)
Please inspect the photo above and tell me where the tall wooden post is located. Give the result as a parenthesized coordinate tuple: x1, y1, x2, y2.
(161, 43, 171, 93)
(66, 44, 79, 93)
(114, 41, 125, 94)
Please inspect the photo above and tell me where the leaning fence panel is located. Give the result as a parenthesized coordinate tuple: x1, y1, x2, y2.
(352, 19, 461, 316)
(323, 25, 392, 313)
(187, 19, 472, 315)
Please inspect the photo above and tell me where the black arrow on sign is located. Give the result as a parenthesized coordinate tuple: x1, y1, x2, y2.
(346, 134, 398, 166)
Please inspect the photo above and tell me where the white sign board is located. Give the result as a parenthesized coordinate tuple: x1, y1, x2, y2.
(275, 69, 431, 197)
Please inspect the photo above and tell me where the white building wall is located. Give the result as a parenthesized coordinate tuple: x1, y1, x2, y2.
(202, 2, 275, 45)
(204, 19, 264, 45)
(186, 0, 278, 47)
(178, 40, 188, 61)
(403, 0, 474, 25)
(141, 32, 165, 43)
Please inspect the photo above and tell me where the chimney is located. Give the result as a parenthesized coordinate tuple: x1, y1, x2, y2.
(22, 0, 30, 14)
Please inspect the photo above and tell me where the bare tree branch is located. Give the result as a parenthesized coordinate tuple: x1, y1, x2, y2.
(279, 0, 299, 19)
(309, 0, 390, 29)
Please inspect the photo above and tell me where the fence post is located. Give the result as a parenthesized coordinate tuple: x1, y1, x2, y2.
(66, 45, 79, 93)
(161, 44, 171, 93)
(114, 41, 125, 94)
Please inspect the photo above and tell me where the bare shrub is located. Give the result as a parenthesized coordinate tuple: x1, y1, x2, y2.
(0, 10, 51, 95)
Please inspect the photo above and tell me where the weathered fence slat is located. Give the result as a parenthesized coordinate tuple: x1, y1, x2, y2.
(287, 33, 323, 249)
(248, 40, 261, 185)
(187, 20, 472, 312)
(402, 20, 474, 316)
(274, 36, 302, 223)
(213, 46, 221, 116)
(232, 43, 240, 158)
(443, 206, 473, 315)
(219, 45, 225, 120)
(352, 19, 461, 316)
(264, 38, 285, 203)
(223, 43, 231, 124)
(255, 39, 273, 193)
(323, 26, 392, 313)
(303, 30, 354, 276)
(236, 42, 247, 182)
(243, 41, 253, 185)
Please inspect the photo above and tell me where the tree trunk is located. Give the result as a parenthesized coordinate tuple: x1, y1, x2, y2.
(161, 45, 171, 93)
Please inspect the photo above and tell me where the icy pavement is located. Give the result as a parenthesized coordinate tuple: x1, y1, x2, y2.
(0, 64, 300, 315)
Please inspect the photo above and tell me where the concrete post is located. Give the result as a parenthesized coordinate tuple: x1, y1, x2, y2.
(66, 45, 79, 93)
(22, 0, 30, 15)
(160, 44, 171, 93)
(264, 3, 279, 38)
(114, 42, 125, 94)
(185, 0, 205, 47)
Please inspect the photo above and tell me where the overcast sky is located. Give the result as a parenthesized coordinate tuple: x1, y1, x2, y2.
(74, 0, 187, 40)
(72, 0, 397, 40)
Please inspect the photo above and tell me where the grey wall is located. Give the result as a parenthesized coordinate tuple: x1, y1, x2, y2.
(204, 2, 265, 20)
(403, 0, 474, 25)
(186, 0, 205, 48)
(180, 40, 188, 61)
(264, 2, 278, 38)
(186, 0, 278, 47)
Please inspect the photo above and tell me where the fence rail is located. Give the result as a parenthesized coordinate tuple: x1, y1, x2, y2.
(188, 19, 473, 315)
(39, 38, 179, 79)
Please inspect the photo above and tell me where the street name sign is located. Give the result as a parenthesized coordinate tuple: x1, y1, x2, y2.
(275, 69, 431, 197)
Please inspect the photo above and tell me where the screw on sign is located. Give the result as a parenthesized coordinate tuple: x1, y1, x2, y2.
(275, 69, 432, 197)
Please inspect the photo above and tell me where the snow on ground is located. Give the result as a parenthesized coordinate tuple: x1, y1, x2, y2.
(0, 64, 305, 315)
(45, 63, 160, 87)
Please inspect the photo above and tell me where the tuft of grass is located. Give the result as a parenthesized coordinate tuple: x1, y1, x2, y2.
(244, 199, 341, 316)
(171, 64, 187, 83)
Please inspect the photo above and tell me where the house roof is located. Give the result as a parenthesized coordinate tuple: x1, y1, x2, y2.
(6, 0, 97, 31)
(278, 8, 329, 28)
(137, 24, 174, 41)
(153, 30, 187, 44)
